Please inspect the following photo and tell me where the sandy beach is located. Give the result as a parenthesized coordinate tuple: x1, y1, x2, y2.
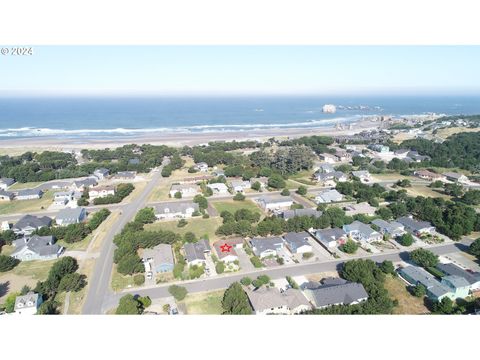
(0, 119, 381, 154)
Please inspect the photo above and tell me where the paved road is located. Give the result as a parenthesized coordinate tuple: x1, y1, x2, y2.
(82, 170, 164, 314)
(102, 238, 473, 312)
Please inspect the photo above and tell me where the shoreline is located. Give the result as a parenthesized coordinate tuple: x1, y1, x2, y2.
(0, 119, 381, 153)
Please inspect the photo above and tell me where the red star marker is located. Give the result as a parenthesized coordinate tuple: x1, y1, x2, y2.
(220, 243, 232, 253)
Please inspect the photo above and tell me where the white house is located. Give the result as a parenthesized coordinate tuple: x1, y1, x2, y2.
(351, 170, 371, 183)
(0, 190, 14, 201)
(319, 153, 338, 164)
(184, 239, 211, 267)
(154, 202, 199, 220)
(344, 202, 377, 216)
(11, 235, 63, 261)
(343, 221, 382, 243)
(93, 168, 110, 180)
(169, 184, 201, 198)
(230, 179, 251, 193)
(56, 207, 87, 226)
(207, 183, 229, 195)
(257, 195, 294, 212)
(53, 191, 73, 206)
(315, 189, 343, 204)
(14, 293, 43, 315)
(283, 232, 313, 254)
(246, 287, 311, 315)
(89, 185, 116, 199)
(194, 162, 209, 173)
(0, 177, 15, 190)
(15, 188, 43, 200)
(249, 237, 284, 258)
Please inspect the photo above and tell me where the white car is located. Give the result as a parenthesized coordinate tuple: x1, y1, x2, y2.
(146, 271, 153, 280)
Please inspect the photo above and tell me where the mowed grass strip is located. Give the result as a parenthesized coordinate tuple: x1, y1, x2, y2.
(144, 217, 223, 241)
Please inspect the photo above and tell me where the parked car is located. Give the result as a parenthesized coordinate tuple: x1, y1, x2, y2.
(146, 271, 153, 280)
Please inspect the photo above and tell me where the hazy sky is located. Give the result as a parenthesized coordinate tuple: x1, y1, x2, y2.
(1, 46, 479, 96)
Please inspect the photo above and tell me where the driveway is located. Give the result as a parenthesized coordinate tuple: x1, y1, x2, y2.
(237, 247, 254, 272)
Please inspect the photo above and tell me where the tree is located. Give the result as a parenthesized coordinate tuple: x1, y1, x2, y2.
(117, 254, 143, 275)
(461, 190, 480, 205)
(412, 284, 427, 297)
(116, 294, 143, 315)
(37, 300, 59, 315)
(58, 273, 87, 292)
(240, 277, 252, 286)
(396, 179, 411, 188)
(215, 262, 225, 274)
(430, 180, 443, 188)
(193, 194, 208, 210)
(87, 208, 111, 230)
(268, 174, 286, 189)
(398, 233, 414, 247)
(410, 248, 439, 268)
(133, 274, 145, 286)
(183, 232, 197, 243)
(174, 191, 182, 199)
(250, 256, 263, 268)
(433, 297, 455, 314)
(3, 292, 19, 313)
(296, 185, 307, 196)
(280, 188, 290, 196)
(138, 296, 152, 309)
(375, 207, 393, 220)
(177, 219, 188, 227)
(134, 207, 156, 224)
(443, 183, 464, 197)
(251, 181, 261, 191)
(469, 238, 480, 258)
(339, 239, 358, 254)
(221, 282, 252, 314)
(168, 285, 187, 301)
(233, 192, 245, 201)
(0, 255, 20, 272)
(379, 260, 395, 275)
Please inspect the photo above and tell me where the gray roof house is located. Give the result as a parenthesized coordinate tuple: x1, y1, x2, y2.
(246, 287, 311, 315)
(343, 221, 382, 242)
(0, 177, 15, 190)
(143, 244, 174, 273)
(303, 278, 369, 309)
(280, 208, 322, 220)
(397, 216, 435, 235)
(398, 266, 453, 301)
(249, 236, 284, 258)
(316, 163, 335, 174)
(437, 263, 480, 291)
(15, 188, 43, 200)
(13, 215, 52, 235)
(116, 171, 136, 179)
(128, 158, 141, 165)
(442, 172, 469, 183)
(11, 235, 63, 261)
(93, 168, 110, 180)
(371, 219, 405, 237)
(55, 207, 87, 226)
(283, 232, 313, 254)
(0, 189, 14, 201)
(72, 177, 98, 190)
(315, 189, 343, 203)
(257, 195, 294, 211)
(14, 293, 43, 315)
(184, 239, 211, 266)
(314, 228, 347, 248)
(154, 202, 199, 220)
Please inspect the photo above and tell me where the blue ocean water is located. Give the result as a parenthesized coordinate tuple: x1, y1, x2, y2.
(0, 96, 479, 139)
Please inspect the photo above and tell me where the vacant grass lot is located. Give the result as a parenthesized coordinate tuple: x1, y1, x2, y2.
(111, 265, 135, 292)
(384, 274, 429, 314)
(145, 217, 223, 241)
(9, 181, 45, 190)
(180, 290, 224, 314)
(212, 200, 261, 215)
(148, 168, 195, 202)
(0, 190, 54, 215)
(406, 185, 452, 200)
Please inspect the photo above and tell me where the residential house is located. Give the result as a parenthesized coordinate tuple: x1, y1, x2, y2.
(143, 244, 174, 273)
(313, 171, 347, 185)
(184, 239, 211, 267)
(230, 179, 251, 193)
(246, 287, 311, 315)
(179, 175, 214, 184)
(442, 172, 469, 183)
(257, 195, 294, 212)
(368, 144, 390, 153)
(303, 278, 369, 309)
(407, 151, 431, 162)
(394, 149, 410, 158)
(193, 162, 209, 173)
(280, 208, 322, 220)
(115, 171, 136, 180)
(398, 266, 453, 301)
(437, 263, 480, 292)
(128, 158, 140, 165)
(0, 189, 14, 201)
(351, 170, 371, 183)
(154, 202, 199, 220)
(53, 191, 73, 205)
(15, 188, 43, 200)
(397, 216, 435, 236)
(13, 215, 52, 235)
(213, 239, 240, 263)
(0, 177, 15, 190)
(207, 182, 229, 195)
(89, 185, 116, 199)
(56, 207, 87, 226)
(315, 163, 335, 174)
(249, 236, 284, 258)
(1, 221, 10, 231)
(14, 293, 43, 315)
(93, 168, 110, 180)
(319, 153, 338, 164)
(169, 184, 201, 198)
(250, 177, 269, 189)
(11, 235, 63, 261)
(371, 219, 405, 238)
(212, 169, 225, 177)
(334, 149, 351, 162)
(344, 202, 377, 216)
(314, 228, 347, 248)
(283, 232, 313, 254)
(441, 276, 470, 299)
(343, 221, 382, 243)
(315, 189, 343, 204)
(414, 170, 445, 182)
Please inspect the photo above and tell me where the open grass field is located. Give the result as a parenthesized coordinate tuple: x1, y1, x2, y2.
(57, 234, 93, 251)
(148, 167, 194, 202)
(111, 265, 135, 291)
(384, 275, 430, 314)
(67, 258, 96, 314)
(180, 290, 224, 314)
(122, 181, 147, 204)
(212, 199, 261, 215)
(9, 181, 45, 190)
(406, 185, 452, 200)
(434, 127, 480, 139)
(145, 217, 223, 241)
(0, 190, 54, 215)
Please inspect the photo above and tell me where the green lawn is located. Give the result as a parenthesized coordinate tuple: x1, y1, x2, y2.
(180, 290, 225, 314)
(111, 265, 135, 291)
(12, 258, 56, 281)
(212, 200, 261, 215)
(9, 181, 44, 190)
(144, 217, 223, 241)
(57, 233, 93, 251)
(0, 191, 54, 215)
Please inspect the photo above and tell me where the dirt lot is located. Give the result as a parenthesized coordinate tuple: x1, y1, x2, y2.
(384, 275, 430, 315)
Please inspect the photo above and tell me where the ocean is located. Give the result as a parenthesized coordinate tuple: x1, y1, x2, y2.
(0, 96, 479, 139)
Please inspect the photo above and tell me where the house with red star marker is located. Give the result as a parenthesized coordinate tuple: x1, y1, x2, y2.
(213, 239, 242, 263)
